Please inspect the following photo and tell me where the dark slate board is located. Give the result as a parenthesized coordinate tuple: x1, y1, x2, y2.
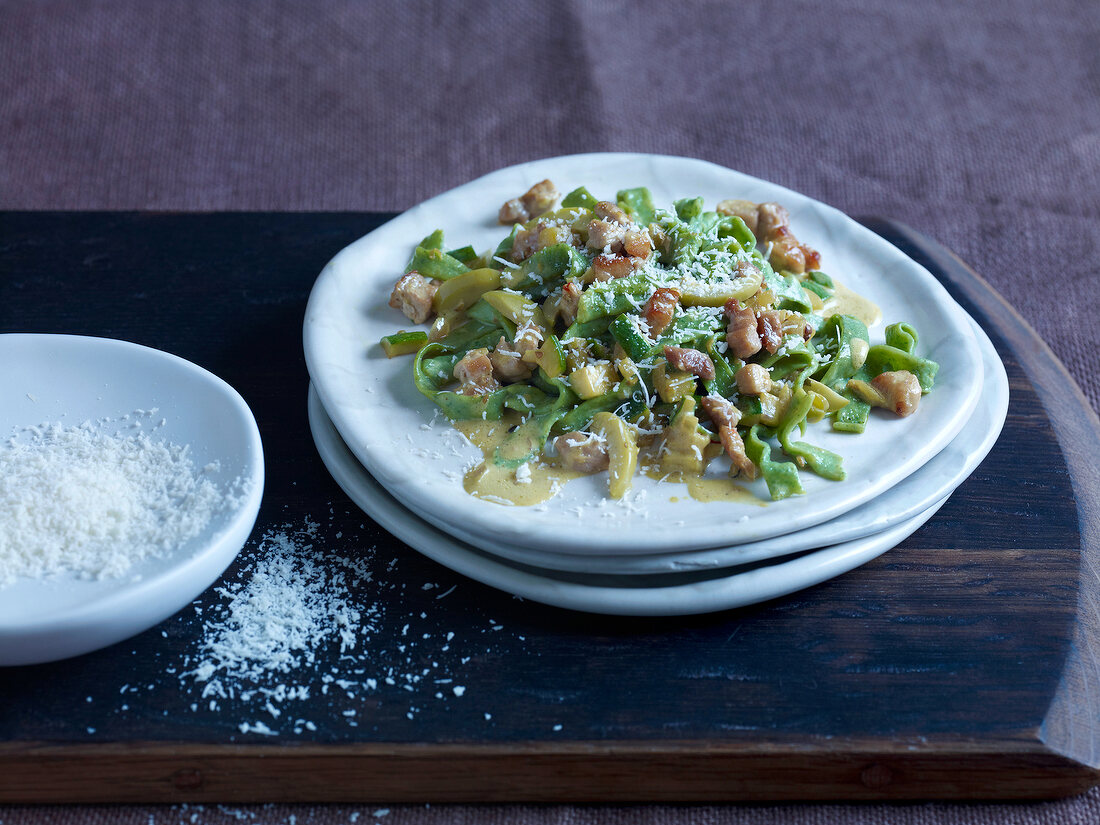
(0, 213, 1096, 802)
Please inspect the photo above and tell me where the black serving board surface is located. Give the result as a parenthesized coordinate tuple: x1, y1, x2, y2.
(0, 213, 1097, 803)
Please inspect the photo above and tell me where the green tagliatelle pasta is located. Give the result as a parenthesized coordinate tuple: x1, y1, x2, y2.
(381, 180, 939, 501)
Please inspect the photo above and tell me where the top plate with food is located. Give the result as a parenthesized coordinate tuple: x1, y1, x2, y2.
(304, 153, 983, 555)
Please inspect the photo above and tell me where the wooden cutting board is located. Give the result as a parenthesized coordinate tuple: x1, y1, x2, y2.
(0, 213, 1097, 803)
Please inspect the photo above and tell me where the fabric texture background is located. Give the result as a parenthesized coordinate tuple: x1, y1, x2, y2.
(2, 0, 1099, 822)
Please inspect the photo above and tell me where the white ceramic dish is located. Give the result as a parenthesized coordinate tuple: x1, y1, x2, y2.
(0, 334, 264, 666)
(402, 314, 1007, 573)
(308, 385, 944, 616)
(305, 153, 983, 555)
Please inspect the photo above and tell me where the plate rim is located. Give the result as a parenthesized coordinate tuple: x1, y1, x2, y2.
(307, 381, 945, 616)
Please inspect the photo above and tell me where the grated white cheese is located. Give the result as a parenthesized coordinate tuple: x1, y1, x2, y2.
(161, 516, 534, 736)
(238, 720, 277, 736)
(0, 417, 229, 587)
(514, 462, 532, 485)
(187, 524, 374, 687)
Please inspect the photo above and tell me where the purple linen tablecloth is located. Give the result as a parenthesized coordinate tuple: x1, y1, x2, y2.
(2, 0, 1099, 823)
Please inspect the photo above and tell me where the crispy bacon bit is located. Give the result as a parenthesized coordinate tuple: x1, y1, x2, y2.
(488, 336, 535, 383)
(723, 426, 757, 479)
(701, 394, 740, 429)
(388, 272, 438, 324)
(559, 281, 582, 326)
(453, 348, 500, 395)
(756, 310, 786, 354)
(594, 200, 631, 225)
(510, 225, 539, 262)
(700, 395, 757, 479)
(512, 221, 574, 262)
(723, 299, 762, 359)
(513, 322, 542, 353)
(721, 429, 756, 481)
(871, 370, 922, 416)
(755, 202, 820, 274)
(520, 179, 560, 218)
(716, 199, 760, 235)
(554, 431, 610, 473)
(756, 202, 791, 239)
(643, 287, 681, 336)
(498, 180, 559, 226)
(736, 363, 773, 395)
(802, 244, 822, 271)
(767, 229, 807, 274)
(664, 345, 715, 381)
(498, 198, 528, 225)
(623, 228, 654, 258)
(508, 221, 541, 261)
(766, 307, 813, 341)
(591, 253, 641, 281)
(587, 218, 627, 252)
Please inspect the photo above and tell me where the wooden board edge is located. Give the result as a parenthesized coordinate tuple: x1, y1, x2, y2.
(0, 739, 1095, 804)
(863, 219, 1100, 772)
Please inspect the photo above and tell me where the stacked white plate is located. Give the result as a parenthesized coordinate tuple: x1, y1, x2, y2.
(303, 153, 1008, 616)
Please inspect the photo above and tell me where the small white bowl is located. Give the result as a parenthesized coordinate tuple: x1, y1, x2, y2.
(0, 334, 264, 666)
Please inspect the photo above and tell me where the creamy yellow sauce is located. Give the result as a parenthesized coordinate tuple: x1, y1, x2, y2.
(451, 278, 880, 508)
(456, 414, 763, 507)
(685, 475, 766, 505)
(642, 455, 761, 508)
(656, 474, 763, 505)
(825, 279, 882, 327)
(455, 415, 586, 506)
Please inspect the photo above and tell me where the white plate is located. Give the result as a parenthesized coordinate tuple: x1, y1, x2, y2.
(394, 314, 1006, 573)
(309, 385, 944, 616)
(305, 153, 983, 555)
(0, 334, 264, 666)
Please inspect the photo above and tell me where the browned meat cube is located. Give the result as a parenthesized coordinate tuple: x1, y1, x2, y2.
(623, 228, 654, 258)
(453, 348, 500, 395)
(768, 231, 807, 274)
(756, 202, 791, 240)
(388, 272, 438, 324)
(871, 370, 922, 416)
(700, 395, 756, 479)
(520, 179, 560, 218)
(736, 363, 773, 395)
(664, 345, 715, 381)
(587, 218, 627, 252)
(558, 281, 582, 326)
(724, 299, 762, 359)
(755, 310, 786, 354)
(498, 198, 529, 225)
(590, 253, 641, 281)
(554, 432, 610, 473)
(594, 200, 631, 225)
(643, 287, 681, 336)
(488, 337, 534, 383)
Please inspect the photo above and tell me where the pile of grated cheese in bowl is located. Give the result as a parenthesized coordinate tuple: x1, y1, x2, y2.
(0, 410, 228, 587)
